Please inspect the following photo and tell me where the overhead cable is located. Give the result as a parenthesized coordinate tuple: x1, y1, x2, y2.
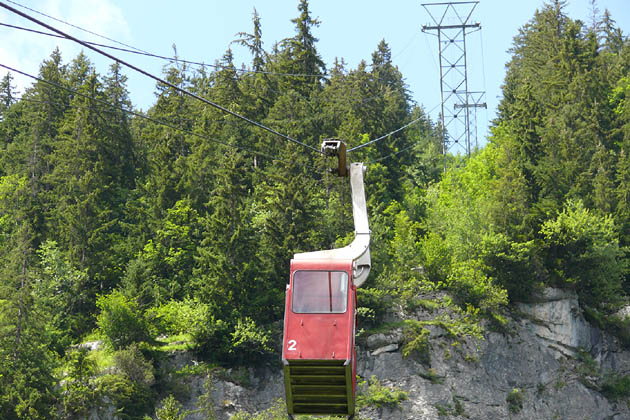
(348, 102, 440, 153)
(2, 1, 411, 81)
(0, 62, 293, 165)
(348, 116, 426, 152)
(0, 1, 323, 155)
(5, 0, 147, 53)
(0, 21, 330, 79)
(369, 143, 420, 164)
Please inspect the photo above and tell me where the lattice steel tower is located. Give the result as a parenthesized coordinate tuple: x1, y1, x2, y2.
(422, 1, 486, 157)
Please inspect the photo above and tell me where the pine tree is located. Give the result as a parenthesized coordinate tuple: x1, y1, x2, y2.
(233, 8, 266, 72)
(270, 0, 325, 96)
(0, 175, 57, 419)
(193, 147, 261, 320)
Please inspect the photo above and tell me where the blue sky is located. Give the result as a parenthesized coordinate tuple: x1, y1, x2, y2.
(1, 0, 628, 147)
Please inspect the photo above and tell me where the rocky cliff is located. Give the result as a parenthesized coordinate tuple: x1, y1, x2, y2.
(95, 288, 630, 419)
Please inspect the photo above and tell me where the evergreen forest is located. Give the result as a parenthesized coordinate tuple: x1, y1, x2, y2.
(1, 1, 630, 418)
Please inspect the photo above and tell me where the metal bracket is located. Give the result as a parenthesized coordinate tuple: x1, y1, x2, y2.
(321, 139, 348, 177)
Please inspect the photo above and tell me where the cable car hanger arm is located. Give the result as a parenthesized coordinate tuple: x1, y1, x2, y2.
(293, 140, 371, 287)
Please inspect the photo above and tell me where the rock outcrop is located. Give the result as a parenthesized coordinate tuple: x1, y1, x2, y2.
(95, 288, 630, 419)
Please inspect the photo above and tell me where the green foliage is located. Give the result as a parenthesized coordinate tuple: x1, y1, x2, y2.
(96, 374, 155, 420)
(446, 260, 508, 313)
(37, 239, 90, 348)
(401, 320, 431, 364)
(230, 317, 273, 364)
(61, 347, 98, 418)
(541, 199, 626, 309)
(356, 375, 408, 409)
(506, 388, 524, 413)
(113, 345, 155, 386)
(153, 395, 187, 420)
(96, 290, 150, 350)
(0, 2, 629, 417)
(434, 396, 465, 417)
(194, 376, 217, 420)
(230, 399, 288, 420)
(356, 287, 389, 328)
(478, 233, 541, 302)
(583, 307, 630, 348)
(601, 373, 630, 401)
(190, 315, 231, 361)
(146, 299, 210, 337)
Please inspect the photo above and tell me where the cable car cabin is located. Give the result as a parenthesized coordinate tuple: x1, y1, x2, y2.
(282, 258, 357, 417)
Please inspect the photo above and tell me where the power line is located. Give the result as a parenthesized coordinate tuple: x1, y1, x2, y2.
(0, 1, 323, 155)
(369, 142, 420, 164)
(348, 102, 440, 152)
(0, 62, 295, 165)
(5, 0, 147, 54)
(2, 1, 439, 163)
(0, 21, 330, 79)
(0, 19, 329, 80)
(1, 2, 414, 82)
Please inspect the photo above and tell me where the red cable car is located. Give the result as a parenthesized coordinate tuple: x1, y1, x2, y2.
(282, 141, 371, 419)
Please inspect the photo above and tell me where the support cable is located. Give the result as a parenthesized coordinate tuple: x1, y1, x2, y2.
(0, 22, 330, 79)
(5, 0, 147, 53)
(348, 102, 440, 152)
(0, 62, 294, 165)
(369, 142, 419, 164)
(0, 1, 323, 155)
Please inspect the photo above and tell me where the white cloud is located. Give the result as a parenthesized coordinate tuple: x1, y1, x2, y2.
(0, 0, 130, 96)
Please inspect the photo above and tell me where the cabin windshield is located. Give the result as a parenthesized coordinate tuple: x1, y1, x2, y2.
(292, 270, 349, 313)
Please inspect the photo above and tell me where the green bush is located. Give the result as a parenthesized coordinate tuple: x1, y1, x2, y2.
(96, 291, 150, 350)
(113, 345, 155, 386)
(230, 317, 273, 365)
(191, 315, 231, 361)
(401, 320, 431, 364)
(601, 374, 630, 401)
(446, 260, 508, 313)
(357, 287, 389, 328)
(584, 307, 630, 348)
(61, 348, 98, 418)
(146, 299, 210, 337)
(97, 374, 154, 420)
(506, 388, 524, 413)
(230, 399, 288, 419)
(153, 395, 187, 420)
(541, 199, 625, 309)
(356, 375, 408, 409)
(192, 315, 273, 366)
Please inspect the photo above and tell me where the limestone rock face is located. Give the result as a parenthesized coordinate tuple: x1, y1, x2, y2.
(516, 288, 600, 358)
(90, 288, 630, 419)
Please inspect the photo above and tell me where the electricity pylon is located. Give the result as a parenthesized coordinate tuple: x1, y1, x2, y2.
(422, 1, 486, 158)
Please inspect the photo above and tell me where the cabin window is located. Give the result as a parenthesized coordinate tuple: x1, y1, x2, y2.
(292, 270, 348, 313)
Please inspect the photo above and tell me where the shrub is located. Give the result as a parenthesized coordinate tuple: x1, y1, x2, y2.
(541, 199, 625, 310)
(154, 395, 187, 420)
(146, 299, 210, 337)
(96, 291, 149, 350)
(113, 344, 155, 386)
(601, 374, 630, 401)
(61, 348, 98, 418)
(97, 374, 154, 419)
(356, 287, 389, 328)
(230, 399, 288, 419)
(356, 375, 408, 409)
(401, 320, 431, 364)
(230, 317, 273, 365)
(506, 388, 524, 413)
(446, 260, 508, 313)
(191, 316, 231, 362)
